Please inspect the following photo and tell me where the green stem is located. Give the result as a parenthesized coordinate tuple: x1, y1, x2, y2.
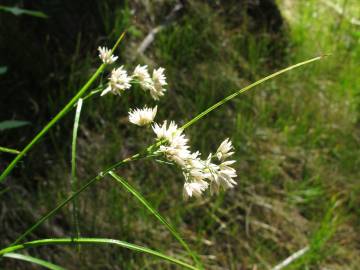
(0, 238, 198, 270)
(79, 87, 104, 103)
(0, 146, 20, 155)
(0, 32, 126, 183)
(109, 171, 203, 269)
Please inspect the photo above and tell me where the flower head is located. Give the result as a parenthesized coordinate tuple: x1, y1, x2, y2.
(183, 180, 209, 200)
(98, 46, 118, 64)
(209, 160, 237, 194)
(153, 121, 191, 166)
(129, 106, 157, 126)
(152, 121, 181, 142)
(132, 65, 153, 91)
(150, 67, 167, 100)
(216, 138, 234, 161)
(101, 66, 131, 96)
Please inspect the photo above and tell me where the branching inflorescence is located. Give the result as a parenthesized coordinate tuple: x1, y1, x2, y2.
(98, 46, 238, 200)
(0, 36, 323, 269)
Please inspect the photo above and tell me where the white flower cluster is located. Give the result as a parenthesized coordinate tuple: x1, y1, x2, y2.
(97, 46, 168, 127)
(101, 66, 131, 96)
(129, 106, 157, 126)
(98, 47, 167, 100)
(98, 46, 118, 64)
(152, 121, 237, 199)
(98, 46, 236, 199)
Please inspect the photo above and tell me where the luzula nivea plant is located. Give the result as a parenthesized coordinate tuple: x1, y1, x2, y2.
(0, 33, 325, 269)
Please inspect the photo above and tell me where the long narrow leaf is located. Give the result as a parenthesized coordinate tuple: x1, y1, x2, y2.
(71, 98, 83, 239)
(3, 253, 65, 270)
(108, 171, 202, 268)
(0, 238, 198, 270)
(181, 55, 325, 130)
(0, 5, 48, 18)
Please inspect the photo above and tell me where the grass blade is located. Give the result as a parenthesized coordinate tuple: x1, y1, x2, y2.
(0, 5, 48, 18)
(108, 171, 203, 268)
(0, 238, 198, 270)
(0, 32, 126, 183)
(181, 55, 325, 130)
(3, 252, 65, 270)
(71, 98, 83, 239)
(0, 146, 20, 155)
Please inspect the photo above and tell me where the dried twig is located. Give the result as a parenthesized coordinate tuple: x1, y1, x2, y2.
(137, 1, 185, 54)
(321, 0, 360, 26)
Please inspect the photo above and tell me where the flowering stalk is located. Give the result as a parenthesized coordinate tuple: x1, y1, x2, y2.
(0, 32, 126, 183)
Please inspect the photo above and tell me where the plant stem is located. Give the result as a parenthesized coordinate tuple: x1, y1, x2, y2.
(0, 146, 20, 155)
(0, 32, 126, 183)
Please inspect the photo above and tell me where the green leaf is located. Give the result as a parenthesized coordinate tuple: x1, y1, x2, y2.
(3, 253, 65, 270)
(0, 120, 30, 131)
(0, 238, 198, 270)
(0, 66, 7, 75)
(0, 5, 48, 18)
(108, 171, 203, 268)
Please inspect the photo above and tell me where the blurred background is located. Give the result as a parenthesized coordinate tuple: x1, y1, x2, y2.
(0, 0, 359, 269)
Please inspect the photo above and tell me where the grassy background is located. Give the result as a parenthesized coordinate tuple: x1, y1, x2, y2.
(1, 0, 359, 269)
